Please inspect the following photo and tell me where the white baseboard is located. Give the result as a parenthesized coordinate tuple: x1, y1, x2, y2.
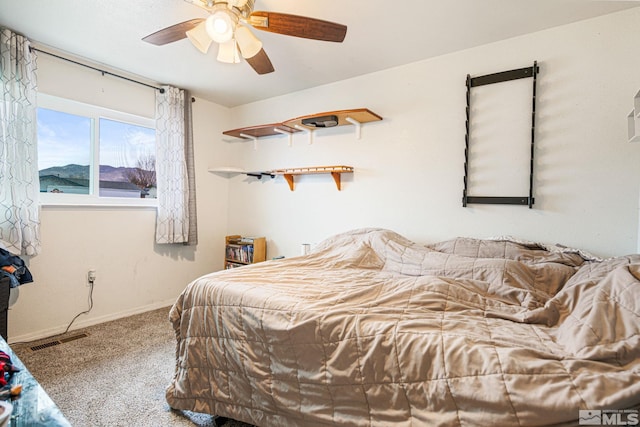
(8, 299, 177, 344)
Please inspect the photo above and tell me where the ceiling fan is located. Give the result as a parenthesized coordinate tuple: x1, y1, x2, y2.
(142, 0, 347, 75)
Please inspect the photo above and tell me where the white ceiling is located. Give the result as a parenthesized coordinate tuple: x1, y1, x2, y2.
(0, 0, 638, 107)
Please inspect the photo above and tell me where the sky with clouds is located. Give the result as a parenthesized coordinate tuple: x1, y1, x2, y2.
(37, 108, 155, 171)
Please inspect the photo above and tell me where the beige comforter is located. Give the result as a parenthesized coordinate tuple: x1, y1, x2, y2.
(166, 228, 640, 426)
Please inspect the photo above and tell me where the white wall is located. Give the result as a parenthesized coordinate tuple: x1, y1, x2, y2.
(8, 54, 231, 342)
(223, 8, 640, 259)
(10, 8, 640, 341)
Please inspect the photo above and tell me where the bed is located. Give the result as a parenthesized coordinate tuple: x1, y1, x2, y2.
(166, 228, 640, 426)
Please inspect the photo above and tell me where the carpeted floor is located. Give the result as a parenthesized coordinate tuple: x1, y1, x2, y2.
(11, 307, 255, 427)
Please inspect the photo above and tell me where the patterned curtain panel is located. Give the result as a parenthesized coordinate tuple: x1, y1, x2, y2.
(155, 86, 197, 245)
(0, 28, 41, 256)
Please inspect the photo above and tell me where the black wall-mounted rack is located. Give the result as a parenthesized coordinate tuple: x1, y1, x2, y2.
(245, 172, 275, 179)
(462, 61, 539, 208)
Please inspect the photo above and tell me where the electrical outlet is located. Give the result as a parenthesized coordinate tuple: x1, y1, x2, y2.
(87, 269, 96, 286)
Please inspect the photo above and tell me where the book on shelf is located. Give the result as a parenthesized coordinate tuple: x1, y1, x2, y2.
(225, 244, 254, 264)
(225, 261, 246, 269)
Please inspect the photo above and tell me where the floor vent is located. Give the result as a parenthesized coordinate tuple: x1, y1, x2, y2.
(60, 333, 89, 343)
(30, 333, 89, 352)
(30, 341, 61, 351)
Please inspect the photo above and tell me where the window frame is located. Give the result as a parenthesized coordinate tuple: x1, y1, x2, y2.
(37, 93, 157, 207)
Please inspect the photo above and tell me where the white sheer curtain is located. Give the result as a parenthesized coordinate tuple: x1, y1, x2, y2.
(0, 28, 40, 256)
(155, 85, 197, 245)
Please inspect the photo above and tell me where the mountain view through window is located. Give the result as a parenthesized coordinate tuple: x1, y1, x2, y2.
(37, 107, 156, 199)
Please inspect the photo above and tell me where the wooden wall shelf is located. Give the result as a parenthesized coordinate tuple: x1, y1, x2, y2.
(209, 165, 353, 190)
(223, 123, 300, 149)
(222, 123, 299, 140)
(222, 108, 382, 146)
(283, 108, 382, 139)
(271, 166, 354, 191)
(208, 166, 246, 175)
(208, 167, 274, 179)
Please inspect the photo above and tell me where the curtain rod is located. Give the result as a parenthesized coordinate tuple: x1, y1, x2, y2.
(29, 47, 165, 93)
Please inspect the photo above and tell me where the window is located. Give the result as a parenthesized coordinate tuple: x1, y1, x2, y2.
(37, 94, 156, 206)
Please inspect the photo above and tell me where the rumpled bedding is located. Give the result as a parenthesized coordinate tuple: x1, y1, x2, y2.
(166, 228, 640, 426)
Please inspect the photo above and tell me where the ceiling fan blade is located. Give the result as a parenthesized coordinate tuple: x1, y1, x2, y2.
(245, 48, 275, 75)
(249, 12, 347, 42)
(186, 21, 213, 53)
(235, 25, 274, 74)
(142, 18, 204, 45)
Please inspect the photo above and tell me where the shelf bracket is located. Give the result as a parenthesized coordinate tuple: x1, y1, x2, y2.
(274, 127, 294, 147)
(345, 116, 363, 139)
(283, 174, 295, 191)
(294, 125, 315, 145)
(239, 133, 258, 150)
(331, 172, 342, 190)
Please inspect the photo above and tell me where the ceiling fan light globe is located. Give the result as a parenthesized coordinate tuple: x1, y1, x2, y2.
(205, 10, 236, 43)
(217, 40, 241, 63)
(186, 21, 213, 53)
(213, 18, 228, 34)
(235, 25, 262, 59)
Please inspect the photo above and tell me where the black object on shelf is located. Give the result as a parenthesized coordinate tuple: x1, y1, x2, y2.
(301, 115, 339, 128)
(245, 172, 275, 179)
